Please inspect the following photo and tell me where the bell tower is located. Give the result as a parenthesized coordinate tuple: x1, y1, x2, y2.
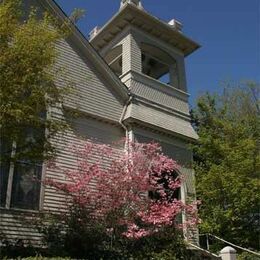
(90, 0, 199, 96)
(90, 1, 200, 243)
(90, 0, 200, 147)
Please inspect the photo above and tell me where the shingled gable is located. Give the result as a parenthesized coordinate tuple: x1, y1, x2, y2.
(39, 0, 130, 104)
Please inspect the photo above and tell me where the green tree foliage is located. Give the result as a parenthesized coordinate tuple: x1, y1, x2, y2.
(192, 81, 260, 250)
(0, 0, 74, 163)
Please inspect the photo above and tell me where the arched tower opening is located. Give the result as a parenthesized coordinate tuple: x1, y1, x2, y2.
(141, 43, 179, 87)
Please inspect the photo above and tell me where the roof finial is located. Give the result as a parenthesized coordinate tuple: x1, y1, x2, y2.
(120, 0, 143, 9)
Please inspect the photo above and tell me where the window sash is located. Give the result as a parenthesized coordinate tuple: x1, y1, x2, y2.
(0, 141, 43, 211)
(11, 161, 42, 210)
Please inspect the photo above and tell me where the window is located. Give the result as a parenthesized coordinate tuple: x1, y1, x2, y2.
(149, 170, 180, 202)
(149, 170, 183, 225)
(0, 129, 43, 211)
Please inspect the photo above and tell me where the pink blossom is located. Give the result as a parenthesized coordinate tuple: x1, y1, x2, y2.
(46, 140, 199, 239)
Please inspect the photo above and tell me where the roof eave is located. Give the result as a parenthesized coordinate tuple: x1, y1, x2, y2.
(91, 4, 201, 57)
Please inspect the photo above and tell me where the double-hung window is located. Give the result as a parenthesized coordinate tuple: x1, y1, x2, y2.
(0, 128, 43, 211)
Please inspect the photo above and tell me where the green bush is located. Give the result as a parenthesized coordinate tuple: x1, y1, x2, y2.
(39, 211, 201, 260)
(1, 209, 203, 259)
(237, 252, 260, 260)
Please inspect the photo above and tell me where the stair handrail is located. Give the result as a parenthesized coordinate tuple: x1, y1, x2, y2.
(188, 242, 221, 258)
(200, 233, 260, 257)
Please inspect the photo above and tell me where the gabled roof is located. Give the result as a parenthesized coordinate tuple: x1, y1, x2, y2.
(90, 3, 200, 56)
(39, 0, 130, 104)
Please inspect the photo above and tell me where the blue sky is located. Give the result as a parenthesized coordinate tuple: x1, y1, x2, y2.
(55, 0, 260, 105)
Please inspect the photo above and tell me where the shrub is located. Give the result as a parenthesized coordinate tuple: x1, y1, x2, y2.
(39, 141, 199, 259)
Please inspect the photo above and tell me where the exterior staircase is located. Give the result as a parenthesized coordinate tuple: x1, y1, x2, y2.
(188, 243, 221, 259)
(192, 234, 260, 260)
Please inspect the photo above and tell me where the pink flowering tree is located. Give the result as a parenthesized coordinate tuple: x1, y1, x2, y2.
(46, 140, 199, 243)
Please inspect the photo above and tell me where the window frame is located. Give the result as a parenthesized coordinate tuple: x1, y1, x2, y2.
(0, 140, 45, 212)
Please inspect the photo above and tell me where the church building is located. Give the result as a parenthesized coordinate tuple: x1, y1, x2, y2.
(0, 0, 200, 247)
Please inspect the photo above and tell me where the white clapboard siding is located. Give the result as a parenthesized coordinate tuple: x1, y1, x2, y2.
(1, 0, 200, 248)
(125, 102, 198, 140)
(129, 78, 190, 115)
(0, 118, 124, 244)
(134, 132, 199, 244)
(1, 0, 127, 243)
(134, 133, 195, 199)
(43, 117, 125, 212)
(122, 34, 142, 74)
(54, 39, 124, 122)
(0, 211, 44, 246)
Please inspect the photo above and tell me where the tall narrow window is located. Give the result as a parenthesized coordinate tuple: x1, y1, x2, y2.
(11, 161, 42, 210)
(0, 165, 9, 207)
(0, 127, 44, 211)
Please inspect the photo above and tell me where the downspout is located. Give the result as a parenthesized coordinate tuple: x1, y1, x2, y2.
(119, 95, 133, 137)
(119, 95, 133, 152)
